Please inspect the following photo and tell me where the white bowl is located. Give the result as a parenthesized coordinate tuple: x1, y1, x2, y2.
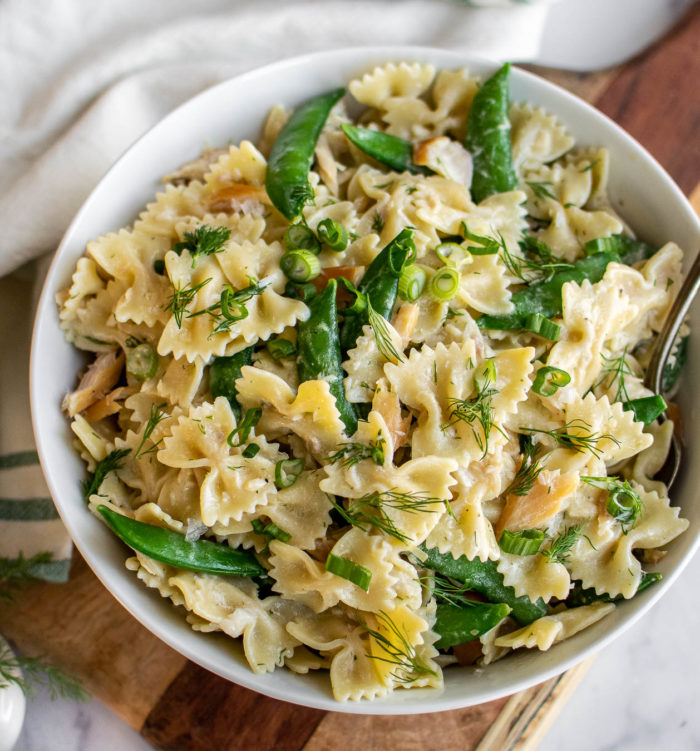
(30, 46, 700, 714)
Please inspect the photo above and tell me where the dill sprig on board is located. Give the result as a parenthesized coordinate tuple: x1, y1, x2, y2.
(362, 611, 437, 684)
(0, 643, 88, 702)
(0, 552, 54, 602)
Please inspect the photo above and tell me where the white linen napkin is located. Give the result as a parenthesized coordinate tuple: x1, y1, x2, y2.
(0, 0, 554, 577)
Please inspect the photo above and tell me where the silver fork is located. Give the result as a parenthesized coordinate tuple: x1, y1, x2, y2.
(643, 252, 700, 487)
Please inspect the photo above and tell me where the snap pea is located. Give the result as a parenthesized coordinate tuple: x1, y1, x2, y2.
(297, 279, 358, 435)
(97, 505, 265, 577)
(339, 228, 415, 351)
(565, 572, 662, 608)
(434, 602, 511, 649)
(477, 251, 618, 332)
(209, 346, 254, 421)
(340, 123, 431, 175)
(420, 544, 547, 626)
(584, 234, 656, 265)
(623, 395, 667, 425)
(464, 63, 517, 203)
(266, 87, 345, 221)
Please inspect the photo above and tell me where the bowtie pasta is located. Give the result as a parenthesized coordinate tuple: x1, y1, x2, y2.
(58, 61, 689, 703)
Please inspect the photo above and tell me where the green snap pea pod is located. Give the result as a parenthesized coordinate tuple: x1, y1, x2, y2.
(339, 228, 415, 351)
(565, 572, 662, 608)
(434, 602, 511, 649)
(209, 347, 254, 421)
(340, 124, 431, 176)
(584, 234, 656, 265)
(297, 279, 358, 435)
(623, 395, 667, 425)
(97, 505, 264, 577)
(420, 545, 546, 626)
(464, 63, 518, 203)
(266, 87, 345, 221)
(478, 251, 618, 331)
(661, 335, 688, 393)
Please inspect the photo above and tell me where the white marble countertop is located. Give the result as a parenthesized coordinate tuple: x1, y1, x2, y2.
(12, 548, 700, 751)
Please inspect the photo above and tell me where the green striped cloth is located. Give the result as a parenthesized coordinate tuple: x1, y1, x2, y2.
(0, 261, 72, 582)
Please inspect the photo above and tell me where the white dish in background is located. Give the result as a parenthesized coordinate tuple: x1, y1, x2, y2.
(30, 47, 700, 714)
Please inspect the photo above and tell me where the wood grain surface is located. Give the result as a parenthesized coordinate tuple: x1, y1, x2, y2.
(1, 6, 699, 751)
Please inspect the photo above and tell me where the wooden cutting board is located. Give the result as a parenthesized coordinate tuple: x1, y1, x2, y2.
(2, 5, 699, 749)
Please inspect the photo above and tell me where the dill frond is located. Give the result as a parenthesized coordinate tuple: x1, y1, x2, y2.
(134, 403, 168, 459)
(367, 300, 403, 362)
(0, 644, 88, 702)
(82, 448, 131, 500)
(520, 419, 620, 459)
(164, 277, 211, 328)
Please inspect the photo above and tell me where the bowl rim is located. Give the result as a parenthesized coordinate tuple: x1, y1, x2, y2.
(30, 44, 700, 715)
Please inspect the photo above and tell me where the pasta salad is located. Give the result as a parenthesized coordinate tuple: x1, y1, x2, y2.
(57, 62, 689, 702)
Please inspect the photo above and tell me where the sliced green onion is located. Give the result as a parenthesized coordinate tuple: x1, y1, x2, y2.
(427, 266, 460, 302)
(241, 444, 260, 459)
(623, 395, 667, 425)
(336, 276, 367, 315)
(227, 407, 262, 447)
(275, 458, 304, 489)
(266, 337, 297, 360)
(317, 218, 349, 252)
(435, 242, 465, 266)
(218, 286, 248, 323)
(126, 343, 158, 381)
(325, 553, 372, 591)
(584, 236, 619, 256)
(251, 518, 292, 543)
(284, 224, 321, 255)
(525, 313, 561, 341)
(284, 281, 317, 302)
(607, 486, 642, 530)
(280, 250, 321, 282)
(499, 529, 545, 555)
(474, 358, 497, 392)
(153, 259, 166, 275)
(398, 264, 427, 301)
(461, 225, 500, 255)
(532, 366, 571, 397)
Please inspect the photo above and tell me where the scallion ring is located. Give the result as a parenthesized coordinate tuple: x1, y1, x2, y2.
(427, 266, 460, 302)
(275, 458, 304, 489)
(126, 343, 159, 381)
(251, 518, 292, 543)
(325, 553, 372, 591)
(266, 337, 297, 361)
(284, 281, 317, 302)
(398, 264, 427, 301)
(283, 223, 321, 255)
(607, 486, 642, 530)
(280, 250, 321, 283)
(336, 276, 367, 315)
(584, 236, 619, 256)
(499, 529, 545, 556)
(317, 218, 349, 252)
(532, 366, 571, 397)
(435, 242, 466, 267)
(227, 407, 262, 448)
(525, 313, 561, 342)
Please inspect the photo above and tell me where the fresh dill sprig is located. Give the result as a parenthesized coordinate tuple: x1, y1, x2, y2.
(595, 346, 634, 402)
(367, 300, 403, 362)
(173, 224, 231, 266)
(540, 524, 594, 564)
(442, 359, 502, 456)
(188, 278, 269, 337)
(0, 552, 54, 602)
(362, 611, 437, 684)
(503, 436, 545, 496)
(328, 434, 385, 468)
(520, 419, 620, 459)
(372, 212, 385, 233)
(330, 490, 445, 544)
(417, 573, 476, 608)
(82, 448, 130, 500)
(579, 159, 600, 173)
(165, 277, 211, 328)
(525, 180, 557, 200)
(0, 644, 89, 702)
(134, 403, 168, 459)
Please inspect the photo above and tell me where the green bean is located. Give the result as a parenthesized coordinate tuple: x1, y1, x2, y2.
(341, 124, 431, 175)
(266, 88, 345, 221)
(297, 279, 358, 434)
(420, 544, 547, 626)
(434, 602, 511, 649)
(565, 572, 662, 608)
(339, 228, 415, 351)
(477, 251, 618, 332)
(97, 505, 264, 577)
(464, 63, 517, 203)
(209, 346, 254, 421)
